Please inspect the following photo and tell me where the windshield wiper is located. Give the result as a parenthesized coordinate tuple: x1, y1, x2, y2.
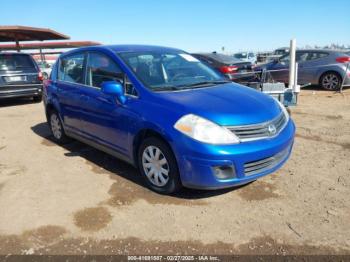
(151, 85, 182, 91)
(151, 80, 230, 92)
(179, 80, 231, 89)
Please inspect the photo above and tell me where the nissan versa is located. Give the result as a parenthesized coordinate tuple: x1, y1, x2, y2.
(43, 45, 295, 194)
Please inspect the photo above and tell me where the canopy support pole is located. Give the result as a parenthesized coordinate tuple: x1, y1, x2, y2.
(39, 48, 45, 62)
(15, 38, 20, 52)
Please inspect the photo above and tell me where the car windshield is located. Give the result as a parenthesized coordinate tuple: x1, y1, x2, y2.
(234, 53, 247, 59)
(118, 51, 228, 91)
(0, 54, 35, 71)
(274, 49, 288, 56)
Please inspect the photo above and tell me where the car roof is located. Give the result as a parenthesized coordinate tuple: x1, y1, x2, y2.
(60, 45, 184, 57)
(296, 49, 342, 53)
(107, 44, 183, 53)
(275, 47, 289, 51)
(234, 51, 255, 54)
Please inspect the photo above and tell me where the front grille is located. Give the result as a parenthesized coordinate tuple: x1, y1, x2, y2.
(228, 112, 287, 141)
(244, 146, 290, 176)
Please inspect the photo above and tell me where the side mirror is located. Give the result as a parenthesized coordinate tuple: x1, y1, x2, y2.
(101, 81, 126, 104)
(273, 58, 279, 63)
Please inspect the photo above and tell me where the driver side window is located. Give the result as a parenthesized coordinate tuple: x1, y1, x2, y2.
(86, 52, 137, 96)
(86, 52, 124, 88)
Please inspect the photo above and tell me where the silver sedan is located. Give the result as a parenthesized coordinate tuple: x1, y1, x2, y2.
(259, 49, 350, 90)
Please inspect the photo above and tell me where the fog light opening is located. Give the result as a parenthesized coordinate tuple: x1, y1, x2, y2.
(212, 165, 236, 180)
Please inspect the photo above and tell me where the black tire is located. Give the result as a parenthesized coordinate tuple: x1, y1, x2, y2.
(33, 95, 42, 103)
(48, 110, 70, 144)
(138, 137, 182, 194)
(319, 72, 342, 91)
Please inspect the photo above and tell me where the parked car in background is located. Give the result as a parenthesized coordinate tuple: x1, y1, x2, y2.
(265, 47, 290, 63)
(0, 53, 43, 101)
(44, 45, 295, 194)
(273, 47, 290, 57)
(257, 51, 273, 63)
(233, 52, 257, 64)
(255, 49, 350, 90)
(257, 48, 290, 64)
(37, 61, 52, 79)
(191, 52, 256, 83)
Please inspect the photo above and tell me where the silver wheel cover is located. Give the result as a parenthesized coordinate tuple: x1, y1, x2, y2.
(50, 114, 62, 139)
(322, 74, 339, 90)
(142, 146, 170, 187)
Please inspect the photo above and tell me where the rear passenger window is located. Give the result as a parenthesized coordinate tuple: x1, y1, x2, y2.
(86, 52, 124, 88)
(296, 52, 308, 62)
(308, 52, 329, 60)
(58, 53, 85, 84)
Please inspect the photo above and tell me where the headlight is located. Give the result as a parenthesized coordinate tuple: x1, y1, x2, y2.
(174, 114, 240, 144)
(276, 100, 290, 122)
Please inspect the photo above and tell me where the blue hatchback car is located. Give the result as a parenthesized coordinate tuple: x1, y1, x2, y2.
(43, 45, 295, 194)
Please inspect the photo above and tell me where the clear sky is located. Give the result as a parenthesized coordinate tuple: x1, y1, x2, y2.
(1, 0, 349, 52)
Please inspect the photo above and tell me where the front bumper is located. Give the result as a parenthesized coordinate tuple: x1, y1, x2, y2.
(0, 84, 43, 99)
(172, 119, 295, 189)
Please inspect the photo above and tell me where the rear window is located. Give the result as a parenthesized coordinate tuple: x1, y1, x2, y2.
(0, 54, 35, 71)
(203, 53, 241, 64)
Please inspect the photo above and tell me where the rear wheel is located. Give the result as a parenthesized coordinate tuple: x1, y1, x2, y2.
(320, 72, 342, 91)
(33, 95, 42, 103)
(48, 110, 70, 144)
(138, 137, 182, 194)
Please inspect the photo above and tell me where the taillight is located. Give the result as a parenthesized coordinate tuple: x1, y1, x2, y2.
(336, 56, 350, 63)
(38, 71, 43, 81)
(219, 65, 238, 74)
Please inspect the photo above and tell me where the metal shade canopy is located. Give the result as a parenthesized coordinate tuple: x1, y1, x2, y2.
(0, 41, 101, 51)
(0, 25, 70, 42)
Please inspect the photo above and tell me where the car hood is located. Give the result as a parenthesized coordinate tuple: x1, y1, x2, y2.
(154, 83, 282, 126)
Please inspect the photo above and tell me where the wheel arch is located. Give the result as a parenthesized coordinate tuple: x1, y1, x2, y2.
(132, 128, 175, 166)
(318, 70, 343, 85)
(45, 101, 65, 130)
(45, 102, 57, 121)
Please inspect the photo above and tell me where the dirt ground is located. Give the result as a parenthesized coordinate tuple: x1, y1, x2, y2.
(0, 88, 349, 256)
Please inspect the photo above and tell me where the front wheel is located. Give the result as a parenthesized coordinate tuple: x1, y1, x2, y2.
(138, 137, 182, 194)
(320, 72, 342, 91)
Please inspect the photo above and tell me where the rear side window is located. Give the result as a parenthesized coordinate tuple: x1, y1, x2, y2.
(307, 52, 329, 61)
(58, 53, 85, 84)
(86, 52, 123, 88)
(296, 52, 309, 62)
(0, 54, 35, 71)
